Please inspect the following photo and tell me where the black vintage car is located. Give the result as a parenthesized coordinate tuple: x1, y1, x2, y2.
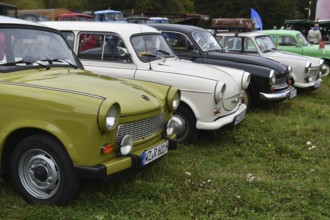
(149, 24, 297, 108)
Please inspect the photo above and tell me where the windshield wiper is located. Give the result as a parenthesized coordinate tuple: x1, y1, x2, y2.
(0, 59, 50, 69)
(40, 58, 78, 69)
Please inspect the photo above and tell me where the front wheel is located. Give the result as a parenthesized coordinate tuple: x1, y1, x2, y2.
(174, 105, 199, 145)
(322, 60, 330, 76)
(10, 134, 80, 205)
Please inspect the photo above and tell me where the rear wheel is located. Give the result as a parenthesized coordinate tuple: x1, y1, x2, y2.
(174, 105, 198, 145)
(10, 134, 80, 205)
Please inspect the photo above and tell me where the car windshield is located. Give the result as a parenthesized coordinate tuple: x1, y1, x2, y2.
(105, 12, 124, 21)
(297, 32, 309, 46)
(131, 34, 175, 62)
(0, 28, 79, 71)
(192, 31, 222, 52)
(255, 36, 277, 53)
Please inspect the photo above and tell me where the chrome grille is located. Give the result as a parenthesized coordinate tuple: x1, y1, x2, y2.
(308, 67, 320, 81)
(274, 76, 288, 90)
(116, 113, 165, 145)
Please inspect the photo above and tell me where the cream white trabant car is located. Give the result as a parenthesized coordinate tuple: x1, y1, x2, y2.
(42, 22, 250, 144)
(215, 31, 324, 90)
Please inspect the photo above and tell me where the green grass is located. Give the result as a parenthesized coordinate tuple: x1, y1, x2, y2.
(1, 77, 329, 220)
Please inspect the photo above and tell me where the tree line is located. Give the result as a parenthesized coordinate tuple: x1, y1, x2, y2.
(1, 0, 318, 29)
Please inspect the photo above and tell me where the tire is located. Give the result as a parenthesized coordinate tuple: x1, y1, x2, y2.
(322, 60, 330, 77)
(174, 105, 198, 145)
(10, 134, 80, 205)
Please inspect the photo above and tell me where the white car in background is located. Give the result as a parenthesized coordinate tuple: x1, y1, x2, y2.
(215, 31, 324, 90)
(42, 21, 250, 144)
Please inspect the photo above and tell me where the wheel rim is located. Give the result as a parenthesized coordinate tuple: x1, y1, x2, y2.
(322, 63, 330, 76)
(172, 114, 188, 142)
(18, 149, 60, 200)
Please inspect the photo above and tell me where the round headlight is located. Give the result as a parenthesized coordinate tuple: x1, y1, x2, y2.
(120, 134, 133, 155)
(241, 71, 251, 90)
(305, 61, 311, 73)
(269, 70, 276, 85)
(167, 88, 181, 112)
(172, 91, 181, 111)
(214, 82, 226, 103)
(287, 65, 292, 79)
(98, 100, 120, 133)
(106, 104, 119, 130)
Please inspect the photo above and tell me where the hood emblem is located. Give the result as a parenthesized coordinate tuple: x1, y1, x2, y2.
(141, 94, 150, 101)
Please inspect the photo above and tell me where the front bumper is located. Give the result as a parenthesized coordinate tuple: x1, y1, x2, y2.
(74, 138, 177, 179)
(294, 78, 322, 89)
(196, 103, 247, 130)
(259, 86, 297, 101)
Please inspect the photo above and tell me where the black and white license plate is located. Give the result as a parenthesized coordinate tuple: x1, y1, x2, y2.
(289, 88, 297, 99)
(314, 80, 321, 88)
(234, 109, 246, 126)
(142, 141, 168, 166)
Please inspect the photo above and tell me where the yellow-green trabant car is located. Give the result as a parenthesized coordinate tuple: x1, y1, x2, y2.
(0, 16, 181, 205)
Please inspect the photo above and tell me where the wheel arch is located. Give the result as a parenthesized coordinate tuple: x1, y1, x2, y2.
(0, 128, 71, 175)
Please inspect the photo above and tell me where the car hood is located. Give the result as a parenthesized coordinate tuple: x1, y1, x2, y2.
(264, 50, 321, 66)
(2, 68, 162, 116)
(152, 58, 242, 96)
(206, 51, 288, 73)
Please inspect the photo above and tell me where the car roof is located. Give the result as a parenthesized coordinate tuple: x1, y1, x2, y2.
(260, 29, 302, 35)
(0, 15, 47, 27)
(217, 31, 268, 38)
(94, 10, 122, 14)
(40, 21, 160, 35)
(148, 23, 207, 35)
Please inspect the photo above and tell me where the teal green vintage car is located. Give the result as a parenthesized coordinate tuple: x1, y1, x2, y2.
(260, 29, 330, 76)
(0, 16, 181, 205)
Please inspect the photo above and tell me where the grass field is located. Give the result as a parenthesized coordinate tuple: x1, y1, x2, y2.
(0, 77, 329, 220)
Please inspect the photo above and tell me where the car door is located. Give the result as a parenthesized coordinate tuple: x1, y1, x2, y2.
(277, 35, 303, 54)
(65, 31, 137, 79)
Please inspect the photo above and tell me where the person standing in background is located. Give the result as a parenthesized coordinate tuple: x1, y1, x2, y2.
(307, 24, 322, 44)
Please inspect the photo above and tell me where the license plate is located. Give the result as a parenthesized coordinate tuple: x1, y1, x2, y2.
(234, 109, 246, 125)
(142, 141, 168, 166)
(314, 80, 321, 88)
(289, 88, 297, 99)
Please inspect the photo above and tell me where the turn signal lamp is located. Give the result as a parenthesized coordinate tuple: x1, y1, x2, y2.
(101, 144, 114, 154)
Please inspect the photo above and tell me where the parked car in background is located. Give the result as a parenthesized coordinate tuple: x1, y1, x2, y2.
(57, 12, 93, 21)
(42, 21, 250, 144)
(126, 16, 151, 24)
(260, 29, 330, 76)
(149, 17, 170, 23)
(0, 16, 181, 205)
(215, 31, 325, 90)
(94, 9, 127, 22)
(18, 13, 49, 22)
(150, 23, 296, 108)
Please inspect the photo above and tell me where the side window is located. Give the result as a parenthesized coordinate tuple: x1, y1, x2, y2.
(279, 36, 296, 46)
(163, 32, 193, 52)
(244, 38, 257, 53)
(225, 37, 242, 51)
(78, 33, 132, 63)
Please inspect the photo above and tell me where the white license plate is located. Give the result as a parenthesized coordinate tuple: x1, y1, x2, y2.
(234, 109, 246, 125)
(314, 81, 321, 88)
(142, 141, 168, 166)
(289, 88, 297, 99)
